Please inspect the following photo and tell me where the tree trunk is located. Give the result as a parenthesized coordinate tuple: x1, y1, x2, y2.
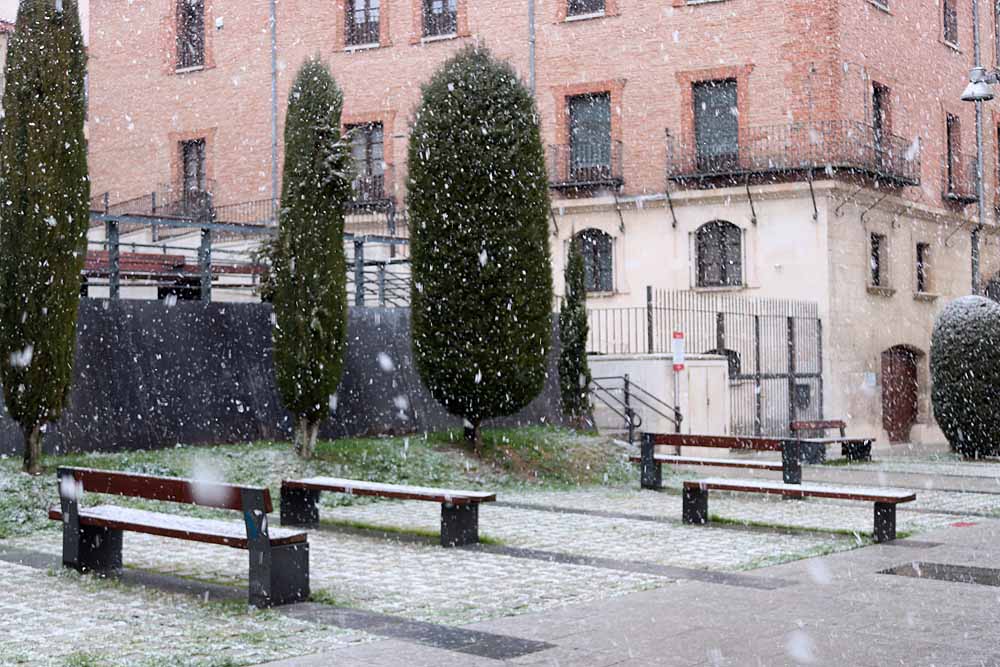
(22, 424, 43, 475)
(294, 417, 320, 459)
(464, 421, 482, 456)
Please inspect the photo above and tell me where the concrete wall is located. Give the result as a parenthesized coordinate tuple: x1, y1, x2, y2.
(0, 301, 564, 456)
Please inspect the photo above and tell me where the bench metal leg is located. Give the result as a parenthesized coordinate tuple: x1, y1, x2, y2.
(66, 525, 123, 574)
(249, 542, 310, 608)
(873, 502, 897, 543)
(682, 486, 709, 525)
(280, 487, 320, 527)
(640, 433, 662, 490)
(441, 503, 479, 547)
(843, 442, 872, 462)
(782, 441, 802, 485)
(799, 441, 826, 464)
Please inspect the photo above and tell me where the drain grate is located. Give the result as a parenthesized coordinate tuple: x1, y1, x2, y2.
(881, 562, 1000, 588)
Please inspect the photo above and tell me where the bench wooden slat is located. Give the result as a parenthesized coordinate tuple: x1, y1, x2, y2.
(790, 420, 846, 432)
(58, 467, 271, 513)
(629, 455, 782, 471)
(797, 437, 874, 445)
(646, 434, 786, 451)
(283, 477, 496, 505)
(683, 478, 916, 504)
(48, 505, 306, 548)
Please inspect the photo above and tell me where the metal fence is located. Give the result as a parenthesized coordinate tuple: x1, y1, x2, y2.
(587, 288, 823, 437)
(88, 189, 411, 306)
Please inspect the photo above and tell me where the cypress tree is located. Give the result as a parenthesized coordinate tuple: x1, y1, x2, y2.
(0, 0, 89, 474)
(272, 58, 351, 459)
(558, 238, 592, 423)
(408, 47, 554, 453)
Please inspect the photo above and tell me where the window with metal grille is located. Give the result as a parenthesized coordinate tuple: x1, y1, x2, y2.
(946, 114, 960, 194)
(872, 82, 890, 157)
(916, 243, 931, 293)
(347, 0, 380, 46)
(568, 93, 612, 183)
(348, 123, 385, 202)
(181, 138, 207, 196)
(693, 79, 739, 173)
(696, 221, 742, 288)
(870, 233, 887, 287)
(574, 228, 613, 293)
(567, 0, 605, 17)
(176, 0, 205, 70)
(422, 0, 457, 37)
(943, 0, 958, 45)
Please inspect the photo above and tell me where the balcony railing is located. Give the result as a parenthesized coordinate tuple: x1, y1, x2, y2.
(548, 141, 624, 191)
(665, 120, 921, 188)
(943, 156, 978, 205)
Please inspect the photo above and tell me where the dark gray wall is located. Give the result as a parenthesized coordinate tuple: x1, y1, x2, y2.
(0, 300, 564, 455)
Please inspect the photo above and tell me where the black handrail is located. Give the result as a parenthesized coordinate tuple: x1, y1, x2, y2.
(588, 375, 683, 443)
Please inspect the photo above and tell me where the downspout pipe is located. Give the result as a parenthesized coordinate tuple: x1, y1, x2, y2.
(972, 0, 985, 294)
(270, 0, 279, 219)
(528, 0, 536, 94)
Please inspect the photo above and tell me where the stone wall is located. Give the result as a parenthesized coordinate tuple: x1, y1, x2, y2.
(0, 300, 564, 456)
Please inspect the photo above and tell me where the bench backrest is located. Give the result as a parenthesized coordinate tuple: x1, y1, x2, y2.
(790, 420, 846, 436)
(57, 467, 273, 513)
(643, 432, 785, 451)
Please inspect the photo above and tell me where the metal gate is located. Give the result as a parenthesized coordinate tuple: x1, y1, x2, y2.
(587, 288, 822, 437)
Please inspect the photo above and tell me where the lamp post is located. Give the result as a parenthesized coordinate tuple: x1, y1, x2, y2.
(962, 0, 992, 294)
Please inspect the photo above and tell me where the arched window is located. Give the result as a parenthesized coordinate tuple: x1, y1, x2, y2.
(574, 228, 614, 293)
(696, 221, 742, 287)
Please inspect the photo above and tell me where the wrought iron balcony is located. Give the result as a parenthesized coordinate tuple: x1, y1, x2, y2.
(548, 141, 624, 192)
(942, 156, 978, 205)
(665, 120, 921, 188)
(349, 164, 395, 211)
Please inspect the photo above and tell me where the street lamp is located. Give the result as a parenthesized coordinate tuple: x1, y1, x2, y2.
(962, 67, 996, 102)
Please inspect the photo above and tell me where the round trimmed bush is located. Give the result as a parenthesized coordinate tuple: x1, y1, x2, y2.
(930, 295, 1000, 459)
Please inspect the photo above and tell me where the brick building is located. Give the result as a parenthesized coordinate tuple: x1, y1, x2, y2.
(86, 0, 1000, 445)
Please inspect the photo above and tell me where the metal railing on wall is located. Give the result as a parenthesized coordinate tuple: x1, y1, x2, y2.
(88, 190, 413, 306)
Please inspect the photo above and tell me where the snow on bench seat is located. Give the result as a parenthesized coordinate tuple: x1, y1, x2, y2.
(684, 478, 916, 503)
(48, 505, 308, 549)
(629, 454, 783, 471)
(282, 477, 496, 505)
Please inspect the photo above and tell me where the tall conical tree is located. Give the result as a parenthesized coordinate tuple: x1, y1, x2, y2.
(558, 237, 592, 423)
(408, 47, 553, 453)
(0, 0, 89, 474)
(272, 58, 351, 459)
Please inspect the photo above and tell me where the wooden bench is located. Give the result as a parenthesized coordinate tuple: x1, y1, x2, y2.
(682, 477, 916, 542)
(637, 433, 803, 488)
(280, 477, 496, 547)
(790, 420, 874, 463)
(49, 467, 309, 607)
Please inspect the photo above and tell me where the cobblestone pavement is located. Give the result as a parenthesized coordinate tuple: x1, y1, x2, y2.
(0, 560, 366, 667)
(7, 459, 1000, 667)
(854, 457, 1000, 479)
(9, 528, 670, 629)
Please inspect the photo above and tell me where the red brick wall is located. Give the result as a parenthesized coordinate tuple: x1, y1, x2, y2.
(87, 0, 992, 210)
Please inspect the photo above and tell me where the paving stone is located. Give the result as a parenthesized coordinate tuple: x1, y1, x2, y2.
(0, 561, 366, 667)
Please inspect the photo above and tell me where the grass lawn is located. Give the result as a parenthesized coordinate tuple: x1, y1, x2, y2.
(0, 426, 635, 540)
